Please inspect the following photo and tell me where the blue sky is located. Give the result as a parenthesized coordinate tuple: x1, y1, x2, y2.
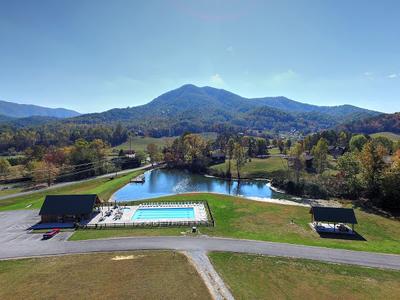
(0, 0, 399, 113)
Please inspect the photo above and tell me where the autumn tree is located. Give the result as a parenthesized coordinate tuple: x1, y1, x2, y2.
(31, 160, 60, 186)
(147, 143, 162, 166)
(233, 142, 246, 180)
(226, 138, 235, 178)
(289, 142, 304, 183)
(359, 141, 386, 199)
(0, 158, 11, 180)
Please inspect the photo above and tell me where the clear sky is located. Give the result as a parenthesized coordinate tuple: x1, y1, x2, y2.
(0, 0, 399, 113)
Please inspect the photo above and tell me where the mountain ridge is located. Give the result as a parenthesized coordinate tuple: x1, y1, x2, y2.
(0, 99, 80, 118)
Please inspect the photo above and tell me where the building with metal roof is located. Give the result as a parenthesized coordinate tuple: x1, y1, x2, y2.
(39, 194, 100, 223)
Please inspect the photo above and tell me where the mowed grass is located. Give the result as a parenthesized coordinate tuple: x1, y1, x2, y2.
(0, 170, 144, 211)
(0, 187, 23, 197)
(0, 251, 211, 300)
(209, 252, 400, 300)
(210, 157, 287, 179)
(114, 132, 217, 152)
(371, 131, 400, 141)
(71, 193, 400, 254)
(114, 136, 178, 152)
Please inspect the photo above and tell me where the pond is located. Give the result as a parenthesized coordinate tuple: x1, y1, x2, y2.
(112, 168, 301, 204)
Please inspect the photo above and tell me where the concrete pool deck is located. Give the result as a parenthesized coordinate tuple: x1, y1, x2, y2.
(87, 202, 209, 226)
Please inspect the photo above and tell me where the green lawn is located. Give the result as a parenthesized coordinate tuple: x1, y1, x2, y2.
(71, 193, 400, 254)
(209, 252, 400, 300)
(0, 170, 144, 211)
(371, 132, 400, 141)
(114, 136, 178, 152)
(0, 187, 23, 197)
(114, 132, 217, 153)
(0, 251, 210, 300)
(210, 157, 287, 179)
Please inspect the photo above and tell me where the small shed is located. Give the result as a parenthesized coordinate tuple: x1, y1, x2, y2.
(310, 206, 358, 233)
(39, 194, 101, 223)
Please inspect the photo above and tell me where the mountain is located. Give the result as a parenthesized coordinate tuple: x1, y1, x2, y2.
(0, 100, 80, 118)
(339, 113, 400, 134)
(68, 84, 380, 135)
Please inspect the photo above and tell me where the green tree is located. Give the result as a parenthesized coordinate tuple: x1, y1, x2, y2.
(337, 152, 361, 198)
(381, 160, 400, 209)
(338, 131, 348, 147)
(312, 138, 329, 174)
(349, 134, 368, 152)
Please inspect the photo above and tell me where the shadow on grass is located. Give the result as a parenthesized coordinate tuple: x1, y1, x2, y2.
(317, 231, 366, 241)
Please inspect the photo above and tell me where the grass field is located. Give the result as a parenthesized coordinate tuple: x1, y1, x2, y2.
(114, 132, 217, 152)
(0, 170, 144, 211)
(209, 252, 400, 300)
(210, 157, 287, 179)
(0, 251, 210, 300)
(371, 132, 400, 141)
(71, 193, 400, 254)
(0, 187, 23, 197)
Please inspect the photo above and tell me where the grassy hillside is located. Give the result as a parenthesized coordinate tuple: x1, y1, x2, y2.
(371, 131, 400, 141)
(71, 193, 400, 254)
(210, 157, 287, 178)
(0, 251, 210, 300)
(113, 132, 217, 152)
(210, 252, 400, 299)
(0, 170, 144, 211)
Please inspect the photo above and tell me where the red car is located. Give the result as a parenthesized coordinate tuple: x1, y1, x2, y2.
(42, 228, 60, 240)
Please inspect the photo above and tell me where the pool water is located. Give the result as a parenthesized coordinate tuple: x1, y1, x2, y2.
(132, 207, 195, 220)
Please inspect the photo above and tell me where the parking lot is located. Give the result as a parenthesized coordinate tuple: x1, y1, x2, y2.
(0, 210, 73, 245)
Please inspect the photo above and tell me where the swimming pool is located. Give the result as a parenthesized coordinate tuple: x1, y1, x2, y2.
(132, 207, 195, 220)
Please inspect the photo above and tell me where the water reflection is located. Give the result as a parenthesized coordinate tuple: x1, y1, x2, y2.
(112, 168, 282, 202)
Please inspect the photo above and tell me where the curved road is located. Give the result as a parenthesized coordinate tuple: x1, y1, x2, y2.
(0, 164, 151, 201)
(1, 235, 400, 270)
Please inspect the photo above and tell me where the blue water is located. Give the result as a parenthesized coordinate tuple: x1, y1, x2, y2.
(112, 169, 285, 202)
(132, 207, 195, 220)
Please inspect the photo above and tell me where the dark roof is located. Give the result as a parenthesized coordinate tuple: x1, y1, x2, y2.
(39, 194, 100, 216)
(310, 206, 358, 224)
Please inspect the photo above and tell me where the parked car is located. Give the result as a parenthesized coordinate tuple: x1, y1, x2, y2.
(42, 228, 60, 240)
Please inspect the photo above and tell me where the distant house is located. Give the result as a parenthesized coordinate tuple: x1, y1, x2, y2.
(210, 150, 226, 164)
(302, 152, 314, 170)
(119, 149, 136, 158)
(39, 194, 100, 223)
(328, 146, 346, 158)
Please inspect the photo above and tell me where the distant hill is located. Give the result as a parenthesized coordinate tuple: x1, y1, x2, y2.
(68, 84, 381, 135)
(371, 132, 400, 141)
(0, 100, 80, 118)
(0, 115, 59, 127)
(339, 113, 400, 134)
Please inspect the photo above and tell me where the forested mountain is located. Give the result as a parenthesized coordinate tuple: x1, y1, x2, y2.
(67, 84, 380, 135)
(0, 84, 386, 152)
(339, 112, 400, 134)
(0, 99, 80, 118)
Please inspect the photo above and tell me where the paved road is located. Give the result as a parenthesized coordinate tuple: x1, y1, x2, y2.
(1, 210, 400, 270)
(0, 164, 151, 201)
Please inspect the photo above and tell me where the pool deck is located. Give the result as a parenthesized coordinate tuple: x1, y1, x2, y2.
(87, 202, 208, 226)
